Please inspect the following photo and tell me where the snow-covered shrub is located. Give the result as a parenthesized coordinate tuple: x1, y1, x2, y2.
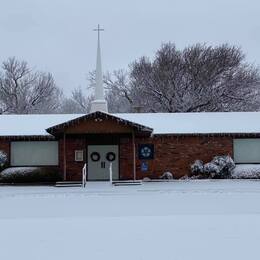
(204, 162, 220, 178)
(231, 164, 260, 179)
(0, 167, 61, 183)
(143, 177, 151, 182)
(191, 160, 204, 175)
(190, 155, 235, 179)
(180, 174, 203, 180)
(160, 171, 174, 179)
(179, 175, 188, 180)
(0, 150, 8, 171)
(211, 155, 235, 178)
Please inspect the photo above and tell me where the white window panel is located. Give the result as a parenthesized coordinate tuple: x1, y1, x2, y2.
(11, 141, 58, 166)
(234, 139, 260, 163)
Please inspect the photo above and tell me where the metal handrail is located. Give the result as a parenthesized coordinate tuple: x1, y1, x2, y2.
(82, 163, 87, 188)
(109, 162, 113, 184)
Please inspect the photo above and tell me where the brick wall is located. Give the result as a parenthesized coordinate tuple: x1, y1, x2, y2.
(59, 136, 86, 181)
(119, 135, 233, 179)
(119, 137, 134, 180)
(60, 134, 233, 181)
(135, 135, 233, 179)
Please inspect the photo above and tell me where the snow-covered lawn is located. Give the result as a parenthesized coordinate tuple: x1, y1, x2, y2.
(1, 180, 260, 260)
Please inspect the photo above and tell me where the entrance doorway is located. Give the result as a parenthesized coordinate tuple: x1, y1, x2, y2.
(87, 145, 119, 180)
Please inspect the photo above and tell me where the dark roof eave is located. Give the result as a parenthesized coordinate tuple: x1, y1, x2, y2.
(153, 132, 260, 137)
(1, 132, 260, 140)
(0, 135, 55, 140)
(46, 111, 153, 134)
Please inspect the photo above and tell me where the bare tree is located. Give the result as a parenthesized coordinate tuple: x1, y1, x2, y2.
(104, 43, 260, 113)
(0, 57, 62, 114)
(82, 70, 132, 113)
(59, 87, 92, 113)
(103, 71, 133, 112)
(62, 43, 260, 114)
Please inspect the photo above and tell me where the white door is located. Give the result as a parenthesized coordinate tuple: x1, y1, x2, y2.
(87, 145, 119, 180)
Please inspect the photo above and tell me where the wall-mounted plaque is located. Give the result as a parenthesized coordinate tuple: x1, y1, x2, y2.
(138, 144, 154, 160)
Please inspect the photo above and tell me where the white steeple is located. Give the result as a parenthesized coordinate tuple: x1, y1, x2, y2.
(90, 24, 108, 113)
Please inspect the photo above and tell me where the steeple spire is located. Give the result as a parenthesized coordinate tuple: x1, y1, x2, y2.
(90, 24, 108, 113)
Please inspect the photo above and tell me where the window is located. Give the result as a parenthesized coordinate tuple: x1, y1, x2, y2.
(234, 139, 260, 163)
(75, 150, 84, 162)
(11, 141, 58, 166)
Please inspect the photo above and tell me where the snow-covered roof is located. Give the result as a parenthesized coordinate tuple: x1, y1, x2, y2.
(0, 114, 82, 137)
(1, 112, 260, 137)
(117, 112, 260, 135)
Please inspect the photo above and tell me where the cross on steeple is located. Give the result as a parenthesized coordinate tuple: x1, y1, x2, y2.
(93, 24, 104, 42)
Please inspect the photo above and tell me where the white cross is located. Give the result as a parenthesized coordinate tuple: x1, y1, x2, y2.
(93, 24, 104, 41)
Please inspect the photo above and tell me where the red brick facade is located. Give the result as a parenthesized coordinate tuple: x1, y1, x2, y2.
(0, 133, 234, 180)
(119, 137, 134, 180)
(59, 136, 86, 181)
(119, 135, 233, 180)
(57, 134, 233, 180)
(0, 135, 233, 180)
(140, 135, 233, 179)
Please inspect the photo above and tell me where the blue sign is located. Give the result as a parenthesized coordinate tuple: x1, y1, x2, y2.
(141, 161, 149, 172)
(138, 144, 154, 160)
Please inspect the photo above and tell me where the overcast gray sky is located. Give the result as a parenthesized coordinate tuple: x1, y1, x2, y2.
(1, 0, 260, 95)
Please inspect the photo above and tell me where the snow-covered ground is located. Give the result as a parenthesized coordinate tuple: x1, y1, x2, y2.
(232, 164, 260, 178)
(1, 180, 260, 260)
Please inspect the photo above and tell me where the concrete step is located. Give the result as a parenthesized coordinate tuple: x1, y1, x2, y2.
(112, 180, 142, 186)
(55, 181, 82, 187)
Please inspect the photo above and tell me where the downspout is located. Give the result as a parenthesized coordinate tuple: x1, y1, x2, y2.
(63, 132, 67, 181)
(132, 131, 136, 180)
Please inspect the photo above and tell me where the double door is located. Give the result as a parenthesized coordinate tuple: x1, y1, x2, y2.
(87, 145, 119, 180)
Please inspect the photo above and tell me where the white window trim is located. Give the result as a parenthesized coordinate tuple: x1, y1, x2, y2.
(75, 150, 84, 162)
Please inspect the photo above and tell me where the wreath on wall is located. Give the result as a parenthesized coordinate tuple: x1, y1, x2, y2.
(90, 152, 100, 162)
(106, 152, 116, 162)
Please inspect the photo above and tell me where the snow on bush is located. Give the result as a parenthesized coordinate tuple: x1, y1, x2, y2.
(211, 155, 235, 178)
(231, 164, 260, 179)
(160, 171, 174, 179)
(179, 174, 201, 180)
(1, 167, 38, 177)
(204, 162, 220, 178)
(0, 150, 8, 171)
(143, 177, 151, 182)
(190, 155, 235, 179)
(0, 167, 61, 183)
(191, 160, 204, 175)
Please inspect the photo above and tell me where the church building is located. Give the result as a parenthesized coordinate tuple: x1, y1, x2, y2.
(1, 26, 260, 181)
